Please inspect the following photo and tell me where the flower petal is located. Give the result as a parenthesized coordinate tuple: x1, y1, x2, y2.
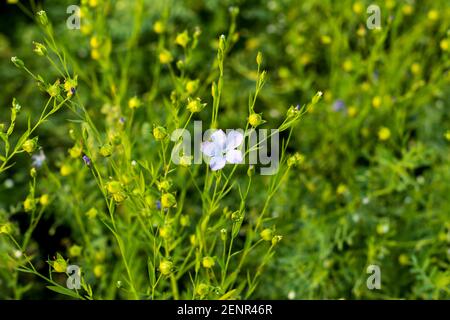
(210, 156, 226, 171)
(201, 141, 217, 157)
(210, 130, 227, 150)
(226, 130, 244, 150)
(226, 149, 243, 164)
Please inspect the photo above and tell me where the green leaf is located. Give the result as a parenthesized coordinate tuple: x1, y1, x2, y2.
(46, 285, 80, 299)
(14, 129, 30, 153)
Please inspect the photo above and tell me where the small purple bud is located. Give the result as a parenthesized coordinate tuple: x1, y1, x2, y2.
(119, 117, 126, 124)
(82, 155, 91, 166)
(332, 99, 346, 112)
(295, 104, 300, 111)
(156, 200, 161, 210)
(70, 87, 76, 95)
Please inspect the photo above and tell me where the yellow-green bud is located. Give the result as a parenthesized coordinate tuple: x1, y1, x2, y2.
(312, 91, 323, 105)
(47, 80, 61, 97)
(185, 80, 199, 95)
(180, 215, 190, 227)
(260, 228, 273, 241)
(22, 139, 37, 154)
(190, 234, 197, 246)
(39, 194, 49, 206)
(271, 235, 283, 246)
(161, 193, 176, 208)
(86, 207, 98, 219)
(175, 30, 189, 48)
(187, 98, 205, 113)
(106, 181, 123, 194)
(33, 41, 47, 56)
(248, 113, 264, 127)
(128, 96, 141, 109)
(196, 283, 209, 297)
(36, 10, 49, 26)
(219, 35, 226, 51)
(99, 144, 113, 157)
(11, 56, 25, 69)
(157, 179, 171, 191)
(153, 20, 165, 34)
(159, 259, 173, 275)
(256, 51, 263, 65)
(179, 155, 192, 167)
(69, 145, 82, 158)
(52, 253, 67, 273)
(0, 223, 13, 235)
(159, 49, 173, 64)
(24, 197, 36, 212)
(159, 226, 172, 239)
(220, 228, 227, 241)
(202, 256, 215, 269)
(69, 245, 82, 257)
(153, 126, 167, 140)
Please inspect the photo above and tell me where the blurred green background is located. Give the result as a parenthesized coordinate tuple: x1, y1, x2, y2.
(1, 0, 449, 299)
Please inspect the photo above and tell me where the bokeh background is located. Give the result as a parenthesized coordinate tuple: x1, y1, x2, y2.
(0, 0, 449, 299)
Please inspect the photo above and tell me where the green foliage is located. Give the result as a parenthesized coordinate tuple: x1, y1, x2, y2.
(0, 0, 449, 300)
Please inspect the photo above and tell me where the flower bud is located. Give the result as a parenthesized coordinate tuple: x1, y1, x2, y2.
(248, 113, 264, 127)
(128, 96, 141, 109)
(180, 215, 190, 227)
(196, 283, 209, 297)
(187, 98, 205, 113)
(161, 193, 176, 208)
(33, 41, 47, 56)
(22, 138, 38, 154)
(94, 264, 105, 278)
(256, 51, 263, 65)
(36, 10, 49, 26)
(247, 165, 255, 177)
(99, 144, 113, 157)
(69, 145, 82, 158)
(202, 256, 215, 269)
(271, 235, 283, 246)
(179, 155, 192, 167)
(60, 164, 73, 176)
(159, 259, 173, 275)
(185, 80, 199, 95)
(106, 181, 123, 194)
(69, 245, 82, 257)
(51, 253, 67, 273)
(175, 30, 189, 48)
(220, 228, 227, 241)
(260, 228, 273, 241)
(153, 126, 167, 141)
(156, 179, 171, 191)
(0, 223, 13, 235)
(159, 226, 172, 239)
(47, 80, 61, 97)
(11, 56, 25, 69)
(153, 20, 165, 34)
(219, 34, 226, 51)
(159, 49, 173, 64)
(312, 91, 323, 105)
